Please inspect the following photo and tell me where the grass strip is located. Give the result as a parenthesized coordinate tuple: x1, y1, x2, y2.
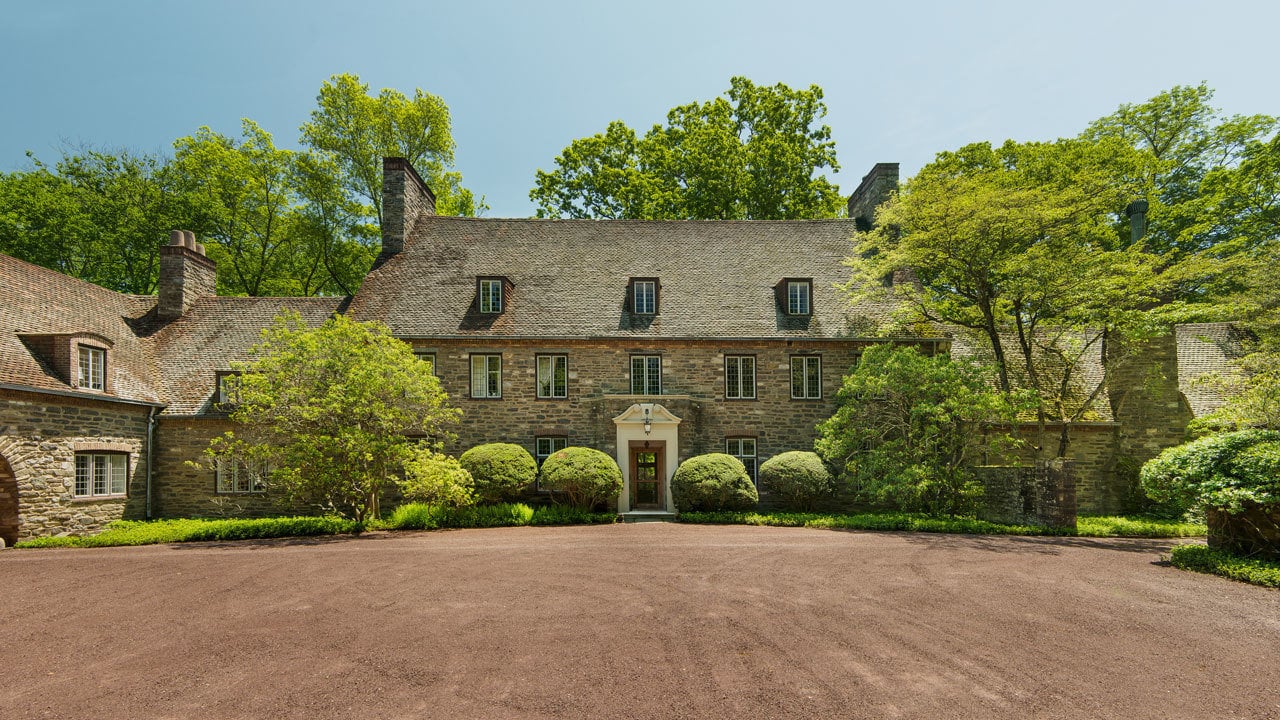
(676, 511, 1206, 538)
(1169, 544, 1280, 588)
(15, 516, 360, 548)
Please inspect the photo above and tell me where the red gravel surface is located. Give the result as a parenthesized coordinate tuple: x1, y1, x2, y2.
(2, 524, 1278, 719)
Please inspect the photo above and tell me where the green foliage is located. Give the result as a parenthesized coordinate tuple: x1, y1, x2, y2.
(1076, 515, 1206, 537)
(1140, 429, 1280, 513)
(1191, 351, 1280, 434)
(458, 443, 538, 504)
(205, 312, 459, 522)
(537, 446, 622, 510)
(1170, 544, 1280, 588)
(816, 345, 1030, 515)
(757, 451, 834, 510)
(676, 510, 1204, 538)
(529, 505, 619, 526)
(399, 449, 475, 508)
(670, 453, 758, 512)
(381, 502, 617, 531)
(14, 516, 360, 548)
(531, 77, 843, 220)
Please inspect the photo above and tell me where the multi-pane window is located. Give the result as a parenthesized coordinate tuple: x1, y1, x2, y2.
(790, 355, 822, 399)
(630, 355, 661, 395)
(725, 355, 756, 399)
(479, 279, 503, 314)
(534, 436, 568, 491)
(77, 346, 105, 390)
(414, 351, 437, 375)
(727, 438, 757, 484)
(74, 453, 126, 497)
(633, 280, 657, 315)
(537, 355, 568, 399)
(787, 281, 811, 315)
(216, 372, 241, 407)
(470, 354, 503, 398)
(216, 458, 267, 494)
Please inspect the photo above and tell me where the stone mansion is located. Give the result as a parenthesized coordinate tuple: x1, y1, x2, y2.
(0, 159, 1239, 541)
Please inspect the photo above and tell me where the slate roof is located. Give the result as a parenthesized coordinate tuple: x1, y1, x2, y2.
(347, 216, 901, 339)
(1176, 322, 1251, 417)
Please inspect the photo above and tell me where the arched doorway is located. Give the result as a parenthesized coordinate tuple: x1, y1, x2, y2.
(0, 455, 18, 546)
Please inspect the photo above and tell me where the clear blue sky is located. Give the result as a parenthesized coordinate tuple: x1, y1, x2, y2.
(2, 0, 1276, 217)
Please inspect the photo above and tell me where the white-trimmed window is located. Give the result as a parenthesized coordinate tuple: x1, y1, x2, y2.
(787, 280, 811, 315)
(632, 279, 657, 315)
(77, 345, 105, 390)
(216, 372, 241, 407)
(414, 351, 437, 375)
(790, 355, 822, 399)
(534, 436, 568, 491)
(216, 458, 267, 494)
(479, 279, 503, 314)
(727, 438, 757, 484)
(470, 354, 503, 398)
(725, 355, 756, 399)
(631, 355, 661, 395)
(74, 453, 126, 497)
(537, 355, 568, 399)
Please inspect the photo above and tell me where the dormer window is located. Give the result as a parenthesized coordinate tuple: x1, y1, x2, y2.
(479, 278, 504, 314)
(77, 346, 105, 390)
(216, 371, 242, 409)
(786, 280, 812, 316)
(630, 278, 658, 315)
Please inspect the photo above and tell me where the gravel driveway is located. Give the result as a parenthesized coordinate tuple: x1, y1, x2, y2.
(2, 523, 1277, 719)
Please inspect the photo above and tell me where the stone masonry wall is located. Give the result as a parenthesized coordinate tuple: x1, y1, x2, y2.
(153, 417, 295, 519)
(0, 389, 150, 539)
(975, 460, 1077, 529)
(987, 423, 1122, 515)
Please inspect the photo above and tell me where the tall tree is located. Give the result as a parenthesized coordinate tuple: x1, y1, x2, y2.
(299, 73, 484, 225)
(531, 77, 844, 220)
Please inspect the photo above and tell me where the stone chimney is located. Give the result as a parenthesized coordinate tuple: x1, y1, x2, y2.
(381, 157, 436, 258)
(847, 162, 900, 231)
(157, 230, 217, 319)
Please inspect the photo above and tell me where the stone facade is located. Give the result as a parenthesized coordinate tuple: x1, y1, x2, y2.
(151, 417, 291, 519)
(975, 460, 1078, 529)
(0, 389, 151, 539)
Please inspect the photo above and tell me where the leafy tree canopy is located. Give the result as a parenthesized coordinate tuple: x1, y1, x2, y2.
(531, 77, 843, 220)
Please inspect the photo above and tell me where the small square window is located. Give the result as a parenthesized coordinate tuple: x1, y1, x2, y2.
(479, 279, 503, 314)
(725, 356, 756, 399)
(726, 438, 757, 485)
(74, 453, 126, 497)
(77, 346, 105, 390)
(631, 279, 658, 315)
(216, 458, 268, 494)
(790, 355, 822, 399)
(414, 351, 437, 375)
(630, 355, 661, 395)
(537, 355, 568, 399)
(787, 280, 811, 315)
(470, 354, 503, 398)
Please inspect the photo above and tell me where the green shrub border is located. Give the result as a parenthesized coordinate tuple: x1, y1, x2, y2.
(675, 511, 1206, 538)
(1169, 544, 1280, 588)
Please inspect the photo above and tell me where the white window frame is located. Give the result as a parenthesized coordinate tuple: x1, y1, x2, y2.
(787, 281, 811, 316)
(479, 279, 503, 314)
(537, 354, 568, 399)
(470, 354, 503, 398)
(216, 458, 267, 494)
(633, 280, 657, 315)
(630, 355, 661, 395)
(216, 372, 241, 406)
(74, 453, 127, 497)
(725, 355, 756, 400)
(534, 436, 569, 491)
(726, 438, 757, 485)
(77, 345, 105, 390)
(414, 351, 437, 375)
(790, 355, 822, 399)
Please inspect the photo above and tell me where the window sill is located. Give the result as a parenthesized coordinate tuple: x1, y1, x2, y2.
(71, 494, 127, 503)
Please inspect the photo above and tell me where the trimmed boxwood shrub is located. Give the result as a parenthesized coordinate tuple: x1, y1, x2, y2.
(539, 446, 623, 510)
(459, 443, 538, 503)
(758, 451, 835, 510)
(671, 453, 758, 512)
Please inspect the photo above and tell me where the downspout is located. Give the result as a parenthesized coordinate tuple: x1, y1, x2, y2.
(146, 406, 158, 520)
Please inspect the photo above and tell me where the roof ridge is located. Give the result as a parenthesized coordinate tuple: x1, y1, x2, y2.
(0, 251, 139, 301)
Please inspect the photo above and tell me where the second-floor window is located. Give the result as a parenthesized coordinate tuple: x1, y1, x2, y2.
(725, 356, 756, 399)
(414, 351, 437, 375)
(631, 355, 661, 395)
(470, 354, 502, 398)
(77, 346, 105, 390)
(791, 355, 822, 399)
(479, 279, 503, 314)
(633, 280, 657, 314)
(537, 355, 568, 399)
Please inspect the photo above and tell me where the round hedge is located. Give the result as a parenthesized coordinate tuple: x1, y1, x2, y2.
(671, 453, 758, 512)
(459, 443, 538, 503)
(1140, 429, 1280, 513)
(538, 446, 623, 510)
(758, 451, 834, 510)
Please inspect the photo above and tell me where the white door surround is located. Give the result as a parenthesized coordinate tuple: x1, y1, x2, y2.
(612, 403, 681, 513)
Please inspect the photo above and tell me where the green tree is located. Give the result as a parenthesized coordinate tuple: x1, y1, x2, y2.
(399, 449, 475, 508)
(205, 312, 460, 522)
(815, 345, 1030, 516)
(300, 72, 484, 224)
(531, 77, 843, 220)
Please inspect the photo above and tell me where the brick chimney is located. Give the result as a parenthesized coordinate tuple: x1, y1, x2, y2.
(157, 230, 217, 319)
(847, 162, 900, 231)
(381, 157, 436, 258)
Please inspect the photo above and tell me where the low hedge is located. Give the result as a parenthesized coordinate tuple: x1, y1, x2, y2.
(676, 511, 1207, 538)
(382, 502, 617, 531)
(1170, 544, 1280, 588)
(15, 516, 361, 548)
(671, 453, 758, 512)
(459, 443, 538, 503)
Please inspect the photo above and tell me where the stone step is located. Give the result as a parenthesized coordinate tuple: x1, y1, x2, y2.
(621, 511, 678, 523)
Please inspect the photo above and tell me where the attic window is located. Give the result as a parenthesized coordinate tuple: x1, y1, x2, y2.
(216, 371, 242, 409)
(630, 278, 658, 315)
(479, 278, 504, 314)
(786, 280, 812, 316)
(77, 345, 105, 391)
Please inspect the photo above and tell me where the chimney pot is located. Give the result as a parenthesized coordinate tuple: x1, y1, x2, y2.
(195, 243, 206, 255)
(182, 231, 197, 250)
(169, 230, 185, 246)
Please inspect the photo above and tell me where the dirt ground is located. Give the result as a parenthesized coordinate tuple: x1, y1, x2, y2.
(1, 524, 1278, 720)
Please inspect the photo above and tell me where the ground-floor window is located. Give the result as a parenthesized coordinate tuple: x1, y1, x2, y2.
(726, 438, 757, 484)
(74, 453, 126, 497)
(216, 458, 267, 494)
(535, 436, 568, 491)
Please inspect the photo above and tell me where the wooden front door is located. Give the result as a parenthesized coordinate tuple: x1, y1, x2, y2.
(630, 445, 664, 510)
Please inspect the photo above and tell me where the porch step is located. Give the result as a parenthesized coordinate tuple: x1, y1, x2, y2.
(621, 511, 678, 523)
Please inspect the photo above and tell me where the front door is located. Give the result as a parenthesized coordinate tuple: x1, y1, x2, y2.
(630, 447, 663, 510)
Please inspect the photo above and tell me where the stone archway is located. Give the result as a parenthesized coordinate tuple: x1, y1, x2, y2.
(0, 455, 18, 546)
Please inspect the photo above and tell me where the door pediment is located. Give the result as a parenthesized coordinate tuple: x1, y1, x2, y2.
(612, 403, 682, 426)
